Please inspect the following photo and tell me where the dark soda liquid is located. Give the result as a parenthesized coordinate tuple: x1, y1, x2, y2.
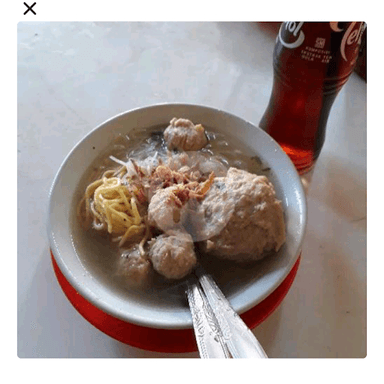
(260, 76, 338, 174)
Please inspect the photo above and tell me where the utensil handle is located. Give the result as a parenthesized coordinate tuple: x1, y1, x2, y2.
(196, 267, 268, 358)
(186, 280, 232, 358)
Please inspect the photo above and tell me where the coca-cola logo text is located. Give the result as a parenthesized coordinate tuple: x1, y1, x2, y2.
(280, 22, 364, 63)
(330, 22, 364, 61)
(278, 22, 305, 48)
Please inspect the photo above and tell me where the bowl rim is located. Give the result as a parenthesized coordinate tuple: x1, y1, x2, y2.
(48, 102, 307, 329)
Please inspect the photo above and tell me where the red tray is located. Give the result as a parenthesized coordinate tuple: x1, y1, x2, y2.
(51, 250, 300, 353)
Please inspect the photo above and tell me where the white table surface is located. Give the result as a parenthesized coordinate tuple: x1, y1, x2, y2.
(17, 22, 366, 358)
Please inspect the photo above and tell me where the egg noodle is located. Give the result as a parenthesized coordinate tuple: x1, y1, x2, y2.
(80, 168, 148, 250)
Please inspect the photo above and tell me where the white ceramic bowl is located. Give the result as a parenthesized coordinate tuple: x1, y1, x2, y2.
(48, 103, 307, 330)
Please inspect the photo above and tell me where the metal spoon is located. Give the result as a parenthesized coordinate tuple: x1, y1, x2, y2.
(186, 265, 268, 358)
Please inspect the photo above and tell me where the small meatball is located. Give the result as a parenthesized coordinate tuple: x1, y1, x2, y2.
(148, 233, 197, 279)
(166, 151, 190, 170)
(196, 157, 227, 178)
(117, 245, 152, 286)
(148, 186, 186, 233)
(166, 151, 227, 178)
(164, 118, 208, 151)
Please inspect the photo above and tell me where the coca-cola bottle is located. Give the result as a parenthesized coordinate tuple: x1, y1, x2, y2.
(259, 22, 365, 174)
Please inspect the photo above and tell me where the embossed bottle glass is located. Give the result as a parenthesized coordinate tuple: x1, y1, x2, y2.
(260, 22, 365, 174)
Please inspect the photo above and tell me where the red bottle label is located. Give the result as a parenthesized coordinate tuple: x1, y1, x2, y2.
(276, 22, 365, 80)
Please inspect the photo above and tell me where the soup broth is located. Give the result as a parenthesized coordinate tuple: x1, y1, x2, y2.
(70, 124, 277, 306)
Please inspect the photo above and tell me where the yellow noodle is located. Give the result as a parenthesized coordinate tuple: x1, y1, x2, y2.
(84, 179, 103, 219)
(118, 188, 130, 208)
(110, 202, 126, 212)
(85, 179, 104, 198)
(104, 203, 113, 233)
(110, 209, 132, 223)
(90, 201, 104, 223)
(102, 170, 116, 179)
(138, 217, 150, 256)
(119, 224, 145, 247)
(81, 169, 146, 246)
(130, 198, 141, 225)
(114, 166, 126, 178)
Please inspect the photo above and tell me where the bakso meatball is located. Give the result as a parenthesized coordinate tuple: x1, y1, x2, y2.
(148, 186, 187, 233)
(164, 118, 208, 151)
(166, 151, 228, 179)
(197, 168, 286, 262)
(148, 233, 197, 279)
(117, 245, 152, 286)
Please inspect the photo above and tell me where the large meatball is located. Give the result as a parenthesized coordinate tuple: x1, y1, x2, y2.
(164, 118, 208, 151)
(196, 168, 286, 261)
(148, 233, 197, 279)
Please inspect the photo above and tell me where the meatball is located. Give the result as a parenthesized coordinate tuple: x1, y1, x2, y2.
(117, 245, 152, 286)
(147, 186, 187, 233)
(166, 151, 227, 179)
(196, 168, 286, 261)
(164, 118, 208, 151)
(148, 233, 197, 279)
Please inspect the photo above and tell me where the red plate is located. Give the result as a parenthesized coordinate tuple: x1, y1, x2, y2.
(51, 250, 300, 353)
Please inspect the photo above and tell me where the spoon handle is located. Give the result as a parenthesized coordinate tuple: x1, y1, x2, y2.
(195, 266, 268, 358)
(186, 280, 232, 358)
